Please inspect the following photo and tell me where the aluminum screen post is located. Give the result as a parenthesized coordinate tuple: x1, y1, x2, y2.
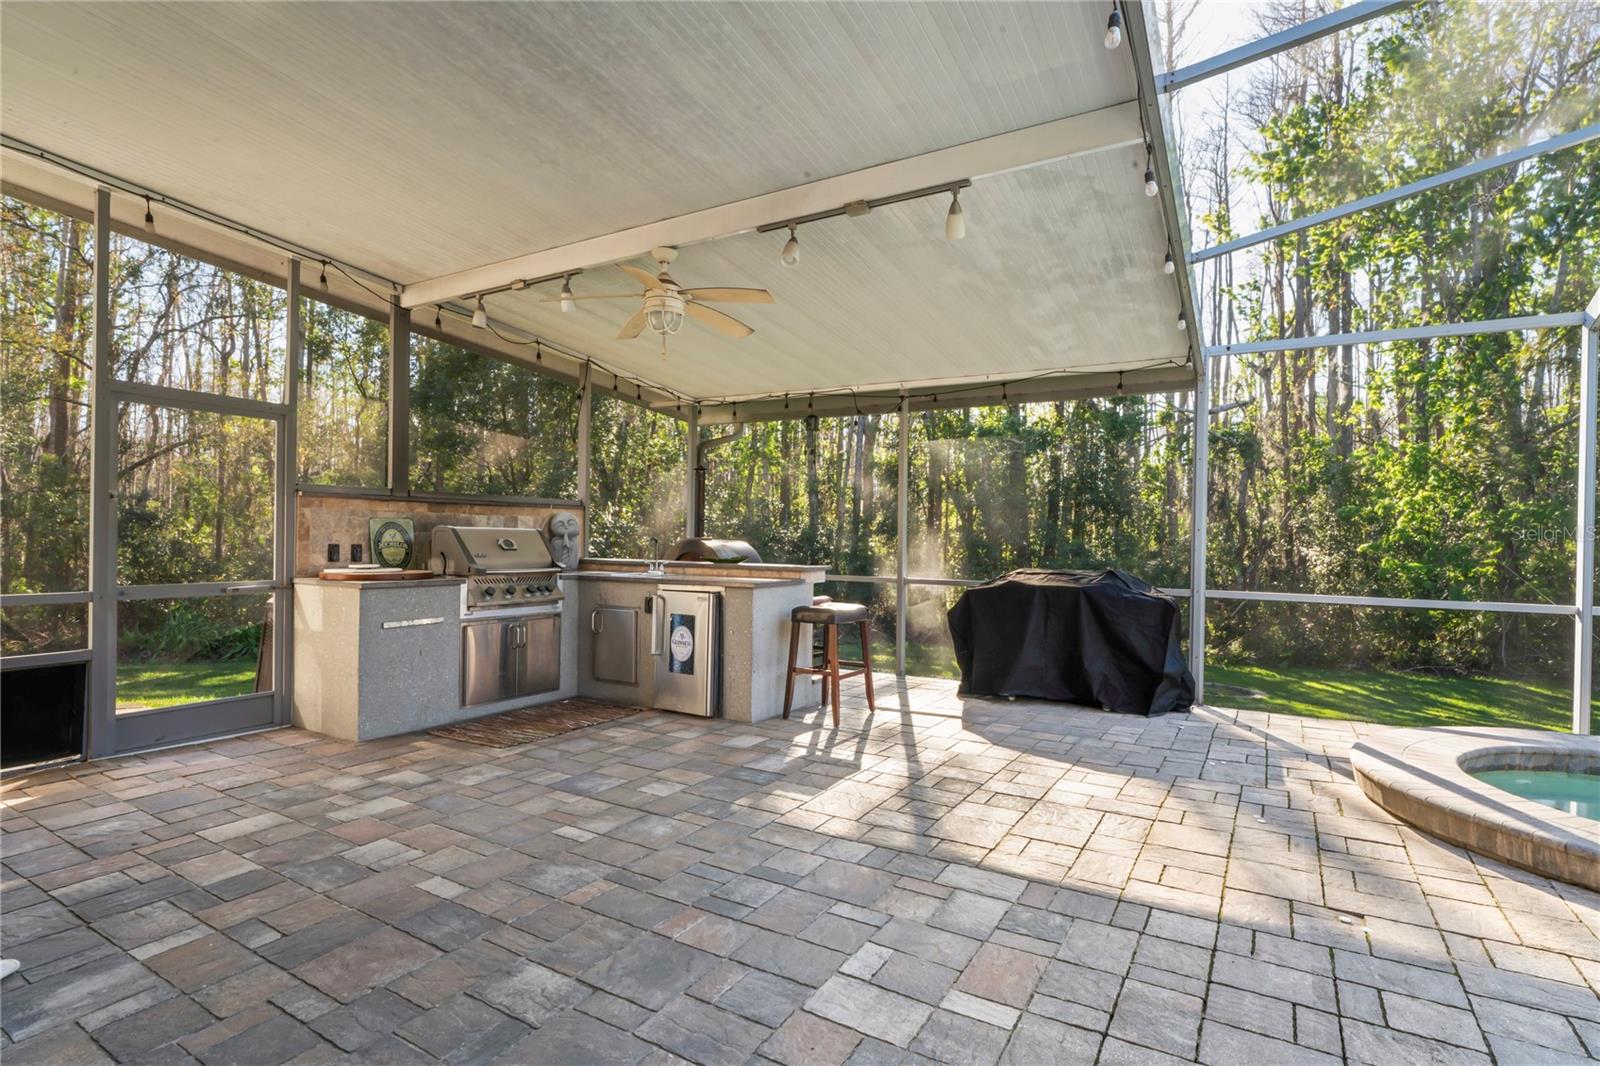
(279, 258, 301, 728)
(87, 186, 116, 758)
(896, 396, 909, 676)
(685, 405, 699, 543)
(577, 363, 592, 556)
(1189, 356, 1210, 705)
(1575, 305, 1597, 734)
(387, 296, 410, 495)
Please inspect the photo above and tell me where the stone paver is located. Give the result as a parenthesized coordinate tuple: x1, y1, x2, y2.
(4, 676, 1598, 1064)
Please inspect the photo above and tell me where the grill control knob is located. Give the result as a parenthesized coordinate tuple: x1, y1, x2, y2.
(481, 587, 496, 598)
(525, 585, 538, 596)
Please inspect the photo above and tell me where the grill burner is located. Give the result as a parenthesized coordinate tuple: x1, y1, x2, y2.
(432, 526, 564, 612)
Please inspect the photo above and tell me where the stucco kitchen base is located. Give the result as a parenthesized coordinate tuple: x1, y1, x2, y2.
(291, 576, 578, 741)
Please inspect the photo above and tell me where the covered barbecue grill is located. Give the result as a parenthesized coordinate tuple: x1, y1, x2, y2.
(947, 568, 1193, 715)
(670, 538, 763, 564)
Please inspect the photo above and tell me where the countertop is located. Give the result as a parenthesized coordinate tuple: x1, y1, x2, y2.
(295, 576, 464, 590)
(563, 571, 807, 589)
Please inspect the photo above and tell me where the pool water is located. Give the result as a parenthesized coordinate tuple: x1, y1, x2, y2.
(1473, 770, 1600, 821)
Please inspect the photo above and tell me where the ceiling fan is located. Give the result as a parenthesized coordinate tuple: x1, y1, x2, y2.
(548, 246, 773, 343)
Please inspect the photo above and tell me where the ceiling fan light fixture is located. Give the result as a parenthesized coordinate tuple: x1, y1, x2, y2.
(472, 296, 488, 329)
(559, 276, 575, 313)
(780, 226, 800, 267)
(1104, 7, 1123, 49)
(945, 190, 966, 241)
(644, 292, 685, 335)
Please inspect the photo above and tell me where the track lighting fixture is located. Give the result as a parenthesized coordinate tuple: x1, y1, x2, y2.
(1144, 166, 1159, 198)
(472, 296, 488, 329)
(945, 190, 966, 241)
(781, 226, 800, 267)
(1163, 251, 1176, 275)
(143, 195, 155, 232)
(319, 261, 329, 288)
(559, 275, 576, 313)
(1104, 7, 1123, 49)
(1177, 312, 1187, 331)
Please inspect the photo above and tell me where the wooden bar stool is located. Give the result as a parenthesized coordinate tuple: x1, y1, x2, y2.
(783, 601, 876, 725)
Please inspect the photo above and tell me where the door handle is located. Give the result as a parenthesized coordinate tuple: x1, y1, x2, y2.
(649, 594, 664, 655)
(591, 610, 603, 634)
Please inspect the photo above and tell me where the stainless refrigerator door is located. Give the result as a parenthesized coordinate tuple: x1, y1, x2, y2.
(653, 588, 720, 717)
(461, 620, 513, 707)
(515, 615, 561, 697)
(590, 607, 639, 684)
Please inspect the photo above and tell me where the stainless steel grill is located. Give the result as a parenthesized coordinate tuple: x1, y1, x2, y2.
(433, 525, 564, 614)
(433, 525, 565, 708)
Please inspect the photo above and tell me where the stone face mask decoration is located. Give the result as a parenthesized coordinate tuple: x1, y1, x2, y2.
(546, 511, 581, 570)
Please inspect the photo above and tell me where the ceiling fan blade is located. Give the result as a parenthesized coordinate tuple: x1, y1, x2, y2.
(684, 301, 754, 339)
(617, 308, 647, 340)
(539, 292, 639, 302)
(616, 263, 665, 290)
(681, 287, 775, 304)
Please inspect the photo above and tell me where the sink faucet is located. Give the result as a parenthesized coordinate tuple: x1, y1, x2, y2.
(645, 536, 665, 576)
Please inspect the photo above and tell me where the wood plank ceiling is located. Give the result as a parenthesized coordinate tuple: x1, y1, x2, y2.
(1, 1, 1191, 404)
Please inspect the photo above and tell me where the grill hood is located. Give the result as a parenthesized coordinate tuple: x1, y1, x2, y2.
(433, 525, 555, 574)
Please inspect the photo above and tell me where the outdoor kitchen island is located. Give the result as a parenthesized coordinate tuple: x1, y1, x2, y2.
(291, 557, 826, 741)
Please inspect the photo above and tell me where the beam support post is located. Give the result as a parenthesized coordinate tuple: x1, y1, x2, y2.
(1189, 356, 1210, 706)
(896, 396, 910, 677)
(87, 186, 115, 758)
(278, 259, 301, 727)
(387, 297, 410, 495)
(1575, 312, 1597, 734)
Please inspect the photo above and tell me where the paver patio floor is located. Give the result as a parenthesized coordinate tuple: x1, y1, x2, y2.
(3, 676, 1598, 1065)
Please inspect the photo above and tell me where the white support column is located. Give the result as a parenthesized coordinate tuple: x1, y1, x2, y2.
(896, 396, 910, 677)
(685, 405, 700, 543)
(87, 187, 116, 757)
(1574, 314, 1597, 734)
(1189, 357, 1210, 705)
(577, 362, 592, 557)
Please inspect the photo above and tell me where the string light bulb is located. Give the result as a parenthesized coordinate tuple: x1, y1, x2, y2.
(319, 261, 329, 288)
(142, 196, 155, 232)
(559, 276, 575, 313)
(1177, 312, 1187, 331)
(1104, 7, 1123, 49)
(945, 190, 966, 241)
(1144, 166, 1159, 198)
(434, 306, 442, 329)
(472, 296, 488, 329)
(1163, 251, 1175, 275)
(780, 225, 800, 267)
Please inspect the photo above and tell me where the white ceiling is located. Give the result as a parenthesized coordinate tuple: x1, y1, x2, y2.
(1, 1, 1192, 404)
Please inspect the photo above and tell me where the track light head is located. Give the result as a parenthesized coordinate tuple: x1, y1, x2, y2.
(472, 296, 488, 329)
(780, 226, 800, 267)
(559, 276, 576, 313)
(1144, 168, 1159, 198)
(945, 190, 966, 241)
(1104, 8, 1123, 49)
(142, 196, 155, 232)
(1163, 251, 1176, 275)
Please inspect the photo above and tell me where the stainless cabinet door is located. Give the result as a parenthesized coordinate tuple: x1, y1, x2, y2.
(461, 621, 513, 707)
(516, 615, 561, 697)
(590, 607, 639, 684)
(653, 589, 719, 716)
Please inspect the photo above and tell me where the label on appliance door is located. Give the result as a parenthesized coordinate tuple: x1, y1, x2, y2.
(668, 614, 695, 675)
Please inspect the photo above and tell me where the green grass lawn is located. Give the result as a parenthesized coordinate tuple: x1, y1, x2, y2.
(116, 659, 258, 710)
(1204, 663, 1577, 731)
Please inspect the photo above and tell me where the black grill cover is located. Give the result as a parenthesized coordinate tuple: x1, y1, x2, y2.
(947, 569, 1194, 715)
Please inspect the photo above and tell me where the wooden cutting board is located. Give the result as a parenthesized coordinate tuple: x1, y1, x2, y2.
(319, 568, 435, 581)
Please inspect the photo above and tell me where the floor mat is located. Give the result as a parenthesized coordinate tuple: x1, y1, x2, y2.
(427, 697, 649, 747)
